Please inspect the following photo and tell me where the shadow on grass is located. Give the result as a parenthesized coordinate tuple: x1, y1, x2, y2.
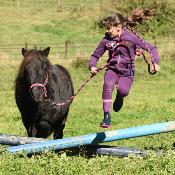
(26, 144, 147, 159)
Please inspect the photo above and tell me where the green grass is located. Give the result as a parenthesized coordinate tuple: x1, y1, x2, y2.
(1, 59, 175, 174)
(1, 0, 175, 174)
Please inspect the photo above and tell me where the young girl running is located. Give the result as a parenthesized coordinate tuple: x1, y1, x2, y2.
(88, 13, 160, 128)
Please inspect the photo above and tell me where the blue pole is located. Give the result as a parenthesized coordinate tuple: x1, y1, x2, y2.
(8, 121, 175, 154)
(0, 134, 46, 146)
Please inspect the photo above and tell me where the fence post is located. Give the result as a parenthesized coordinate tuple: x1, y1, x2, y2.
(16, 0, 20, 7)
(12, 0, 15, 7)
(65, 40, 69, 59)
(79, 0, 83, 11)
(12, 0, 20, 7)
(76, 43, 81, 66)
(57, 0, 63, 12)
(56, 52, 60, 59)
(34, 45, 37, 50)
(100, 0, 103, 12)
(25, 42, 28, 49)
(153, 37, 157, 47)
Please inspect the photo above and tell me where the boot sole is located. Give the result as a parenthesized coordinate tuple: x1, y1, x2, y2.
(100, 123, 111, 128)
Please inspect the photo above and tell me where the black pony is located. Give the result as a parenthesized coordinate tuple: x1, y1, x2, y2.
(15, 47, 74, 139)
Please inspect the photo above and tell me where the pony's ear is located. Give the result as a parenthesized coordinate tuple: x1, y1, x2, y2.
(42, 47, 50, 57)
(22, 48, 28, 56)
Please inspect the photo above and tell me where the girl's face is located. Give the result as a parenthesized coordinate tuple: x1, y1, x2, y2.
(106, 25, 122, 37)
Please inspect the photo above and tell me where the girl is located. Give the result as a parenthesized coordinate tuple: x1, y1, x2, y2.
(88, 13, 160, 128)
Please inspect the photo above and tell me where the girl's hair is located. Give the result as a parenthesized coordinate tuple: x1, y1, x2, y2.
(102, 13, 126, 29)
(102, 9, 155, 29)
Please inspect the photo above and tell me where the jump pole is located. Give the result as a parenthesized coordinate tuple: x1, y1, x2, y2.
(0, 134, 46, 146)
(78, 145, 147, 157)
(0, 134, 147, 157)
(8, 121, 175, 154)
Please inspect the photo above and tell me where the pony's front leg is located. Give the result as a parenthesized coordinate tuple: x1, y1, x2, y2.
(53, 123, 65, 139)
(28, 123, 37, 137)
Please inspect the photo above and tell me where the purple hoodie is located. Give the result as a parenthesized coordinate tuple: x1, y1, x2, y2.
(89, 28, 160, 77)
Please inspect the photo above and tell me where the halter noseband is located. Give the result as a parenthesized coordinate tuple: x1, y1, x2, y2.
(29, 74, 49, 98)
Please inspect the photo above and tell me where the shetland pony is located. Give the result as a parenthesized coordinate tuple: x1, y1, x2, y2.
(15, 47, 74, 139)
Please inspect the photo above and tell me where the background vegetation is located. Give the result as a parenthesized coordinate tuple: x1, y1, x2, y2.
(0, 0, 175, 174)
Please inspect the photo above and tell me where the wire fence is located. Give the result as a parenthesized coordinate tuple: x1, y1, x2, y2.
(0, 1, 174, 62)
(0, 38, 174, 63)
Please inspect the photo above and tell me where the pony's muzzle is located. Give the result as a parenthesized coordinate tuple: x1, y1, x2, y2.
(30, 86, 47, 102)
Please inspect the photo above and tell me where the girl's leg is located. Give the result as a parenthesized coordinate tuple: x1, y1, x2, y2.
(113, 76, 133, 112)
(101, 70, 119, 128)
(103, 70, 119, 112)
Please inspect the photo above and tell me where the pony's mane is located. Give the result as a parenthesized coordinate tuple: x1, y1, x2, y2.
(17, 49, 51, 79)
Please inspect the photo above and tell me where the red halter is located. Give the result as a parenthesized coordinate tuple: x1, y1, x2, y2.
(29, 74, 49, 98)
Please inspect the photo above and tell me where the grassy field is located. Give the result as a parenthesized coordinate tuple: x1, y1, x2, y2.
(1, 0, 175, 174)
(1, 59, 175, 174)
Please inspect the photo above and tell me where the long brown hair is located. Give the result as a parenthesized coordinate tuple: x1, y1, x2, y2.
(101, 9, 155, 29)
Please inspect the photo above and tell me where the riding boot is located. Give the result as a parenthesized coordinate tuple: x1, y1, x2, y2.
(100, 112, 111, 128)
(113, 93, 123, 112)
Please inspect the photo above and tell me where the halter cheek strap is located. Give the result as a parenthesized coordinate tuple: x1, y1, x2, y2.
(29, 74, 49, 98)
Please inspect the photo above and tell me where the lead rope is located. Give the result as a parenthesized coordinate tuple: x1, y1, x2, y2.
(49, 64, 109, 107)
(138, 49, 156, 75)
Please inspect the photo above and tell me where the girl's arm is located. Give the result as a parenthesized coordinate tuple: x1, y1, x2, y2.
(88, 39, 107, 70)
(127, 31, 160, 64)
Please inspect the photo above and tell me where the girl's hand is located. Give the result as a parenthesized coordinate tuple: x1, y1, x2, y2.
(152, 63, 160, 72)
(135, 48, 143, 56)
(90, 67, 98, 75)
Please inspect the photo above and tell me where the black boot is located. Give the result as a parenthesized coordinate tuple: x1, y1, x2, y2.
(113, 93, 123, 112)
(100, 112, 111, 128)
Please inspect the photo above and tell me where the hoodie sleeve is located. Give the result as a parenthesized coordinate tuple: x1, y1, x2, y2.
(126, 31, 160, 64)
(88, 38, 107, 69)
